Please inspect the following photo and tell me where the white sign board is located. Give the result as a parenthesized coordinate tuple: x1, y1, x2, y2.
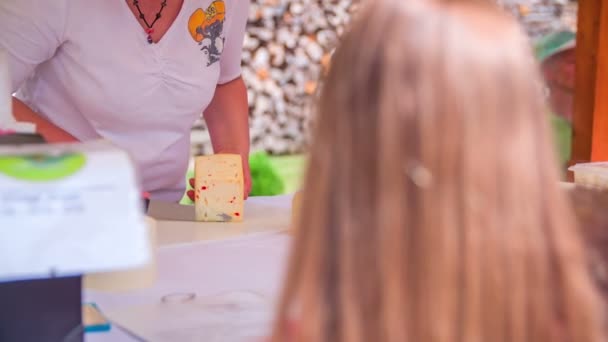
(0, 140, 150, 282)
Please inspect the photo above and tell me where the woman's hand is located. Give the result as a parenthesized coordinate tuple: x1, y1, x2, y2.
(243, 157, 252, 197)
(12, 97, 78, 143)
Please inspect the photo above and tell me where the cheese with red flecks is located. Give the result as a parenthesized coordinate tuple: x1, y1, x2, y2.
(194, 154, 244, 222)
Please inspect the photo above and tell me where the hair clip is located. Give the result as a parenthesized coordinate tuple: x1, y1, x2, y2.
(405, 162, 433, 188)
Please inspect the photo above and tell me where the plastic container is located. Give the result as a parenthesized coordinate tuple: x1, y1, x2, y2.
(84, 216, 157, 292)
(569, 162, 608, 189)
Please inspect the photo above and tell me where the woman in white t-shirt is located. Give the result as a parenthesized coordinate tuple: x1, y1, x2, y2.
(0, 0, 252, 202)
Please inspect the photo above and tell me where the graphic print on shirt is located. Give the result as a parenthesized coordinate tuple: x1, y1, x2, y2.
(188, 0, 226, 67)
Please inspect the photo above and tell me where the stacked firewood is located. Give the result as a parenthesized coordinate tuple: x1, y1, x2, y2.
(191, 0, 356, 155)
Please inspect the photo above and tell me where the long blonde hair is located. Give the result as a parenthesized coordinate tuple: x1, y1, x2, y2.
(271, 1, 605, 341)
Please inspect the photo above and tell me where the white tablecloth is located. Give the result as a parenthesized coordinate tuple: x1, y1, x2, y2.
(85, 195, 293, 341)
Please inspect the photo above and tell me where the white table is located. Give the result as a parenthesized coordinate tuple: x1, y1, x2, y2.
(85, 195, 294, 341)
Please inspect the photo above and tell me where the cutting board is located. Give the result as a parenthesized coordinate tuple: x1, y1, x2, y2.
(147, 195, 293, 246)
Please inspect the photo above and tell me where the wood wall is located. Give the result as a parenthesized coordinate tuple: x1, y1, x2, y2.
(571, 0, 608, 163)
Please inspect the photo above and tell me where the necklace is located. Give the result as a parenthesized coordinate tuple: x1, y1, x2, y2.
(132, 0, 168, 44)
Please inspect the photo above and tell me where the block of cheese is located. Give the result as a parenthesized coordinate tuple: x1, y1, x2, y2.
(195, 154, 244, 222)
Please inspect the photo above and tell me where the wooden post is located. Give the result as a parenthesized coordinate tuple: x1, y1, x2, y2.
(570, 0, 603, 165)
(591, 1, 608, 160)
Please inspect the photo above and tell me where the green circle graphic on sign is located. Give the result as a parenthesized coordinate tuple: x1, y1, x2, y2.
(0, 153, 87, 181)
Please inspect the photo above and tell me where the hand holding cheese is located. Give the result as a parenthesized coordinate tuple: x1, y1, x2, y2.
(194, 154, 244, 222)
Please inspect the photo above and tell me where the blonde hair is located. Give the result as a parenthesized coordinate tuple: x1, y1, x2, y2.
(271, 1, 605, 341)
(569, 186, 608, 301)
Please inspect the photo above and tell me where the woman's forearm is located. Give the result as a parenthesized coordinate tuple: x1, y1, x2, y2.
(203, 77, 250, 156)
(12, 97, 78, 143)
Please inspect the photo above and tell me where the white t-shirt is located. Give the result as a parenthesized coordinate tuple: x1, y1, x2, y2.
(0, 0, 249, 202)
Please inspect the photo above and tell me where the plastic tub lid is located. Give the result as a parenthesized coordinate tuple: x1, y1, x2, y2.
(568, 162, 608, 173)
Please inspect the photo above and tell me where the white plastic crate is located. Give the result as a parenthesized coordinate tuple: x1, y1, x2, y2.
(569, 162, 608, 190)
